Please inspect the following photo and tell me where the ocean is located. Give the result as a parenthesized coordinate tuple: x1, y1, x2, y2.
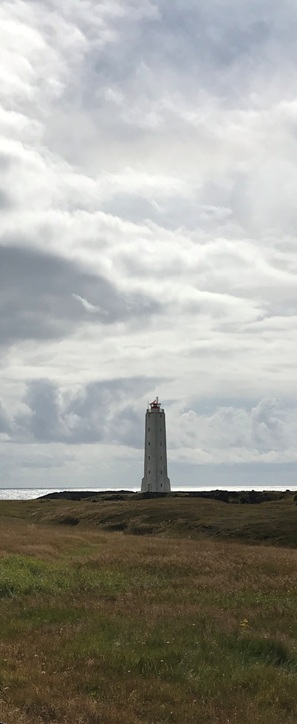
(0, 488, 136, 500)
(1, 486, 297, 500)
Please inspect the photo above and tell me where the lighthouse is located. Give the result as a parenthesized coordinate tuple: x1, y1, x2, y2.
(141, 397, 171, 493)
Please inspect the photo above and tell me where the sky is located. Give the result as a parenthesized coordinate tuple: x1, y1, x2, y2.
(1, 0, 297, 489)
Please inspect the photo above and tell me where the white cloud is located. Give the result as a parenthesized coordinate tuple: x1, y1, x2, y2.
(1, 0, 297, 488)
(72, 293, 108, 315)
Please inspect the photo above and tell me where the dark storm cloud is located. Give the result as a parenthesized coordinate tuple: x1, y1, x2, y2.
(0, 245, 161, 345)
(16, 376, 159, 445)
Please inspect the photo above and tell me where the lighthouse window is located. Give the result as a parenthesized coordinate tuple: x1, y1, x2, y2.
(148, 470, 150, 474)
(160, 442, 162, 446)
(148, 442, 150, 446)
(161, 470, 163, 475)
(148, 427, 150, 431)
(148, 456, 150, 460)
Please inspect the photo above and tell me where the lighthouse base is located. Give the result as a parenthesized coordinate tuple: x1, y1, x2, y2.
(141, 476, 171, 493)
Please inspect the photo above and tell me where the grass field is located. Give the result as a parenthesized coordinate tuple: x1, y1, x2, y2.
(2, 492, 297, 546)
(0, 498, 297, 722)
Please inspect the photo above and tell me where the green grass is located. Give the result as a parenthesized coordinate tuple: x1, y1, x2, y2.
(0, 508, 297, 722)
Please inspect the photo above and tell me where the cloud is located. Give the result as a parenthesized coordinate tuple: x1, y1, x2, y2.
(72, 294, 108, 315)
(2, 379, 297, 468)
(0, 403, 10, 434)
(168, 398, 297, 462)
(13, 376, 157, 445)
(0, 245, 161, 346)
(1, 0, 297, 488)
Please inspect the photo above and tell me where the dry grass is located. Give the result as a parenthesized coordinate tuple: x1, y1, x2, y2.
(2, 493, 297, 547)
(0, 509, 297, 722)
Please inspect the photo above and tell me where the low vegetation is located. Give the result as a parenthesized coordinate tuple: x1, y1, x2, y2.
(2, 491, 297, 547)
(0, 497, 297, 722)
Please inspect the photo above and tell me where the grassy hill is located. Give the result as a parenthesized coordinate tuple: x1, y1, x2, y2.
(1, 494, 297, 722)
(1, 491, 297, 547)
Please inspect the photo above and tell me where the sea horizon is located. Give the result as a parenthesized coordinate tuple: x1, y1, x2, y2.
(1, 485, 297, 500)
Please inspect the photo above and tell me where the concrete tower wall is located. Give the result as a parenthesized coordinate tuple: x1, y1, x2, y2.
(141, 399, 171, 493)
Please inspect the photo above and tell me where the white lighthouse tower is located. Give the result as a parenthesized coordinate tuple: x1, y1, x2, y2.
(141, 397, 171, 493)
